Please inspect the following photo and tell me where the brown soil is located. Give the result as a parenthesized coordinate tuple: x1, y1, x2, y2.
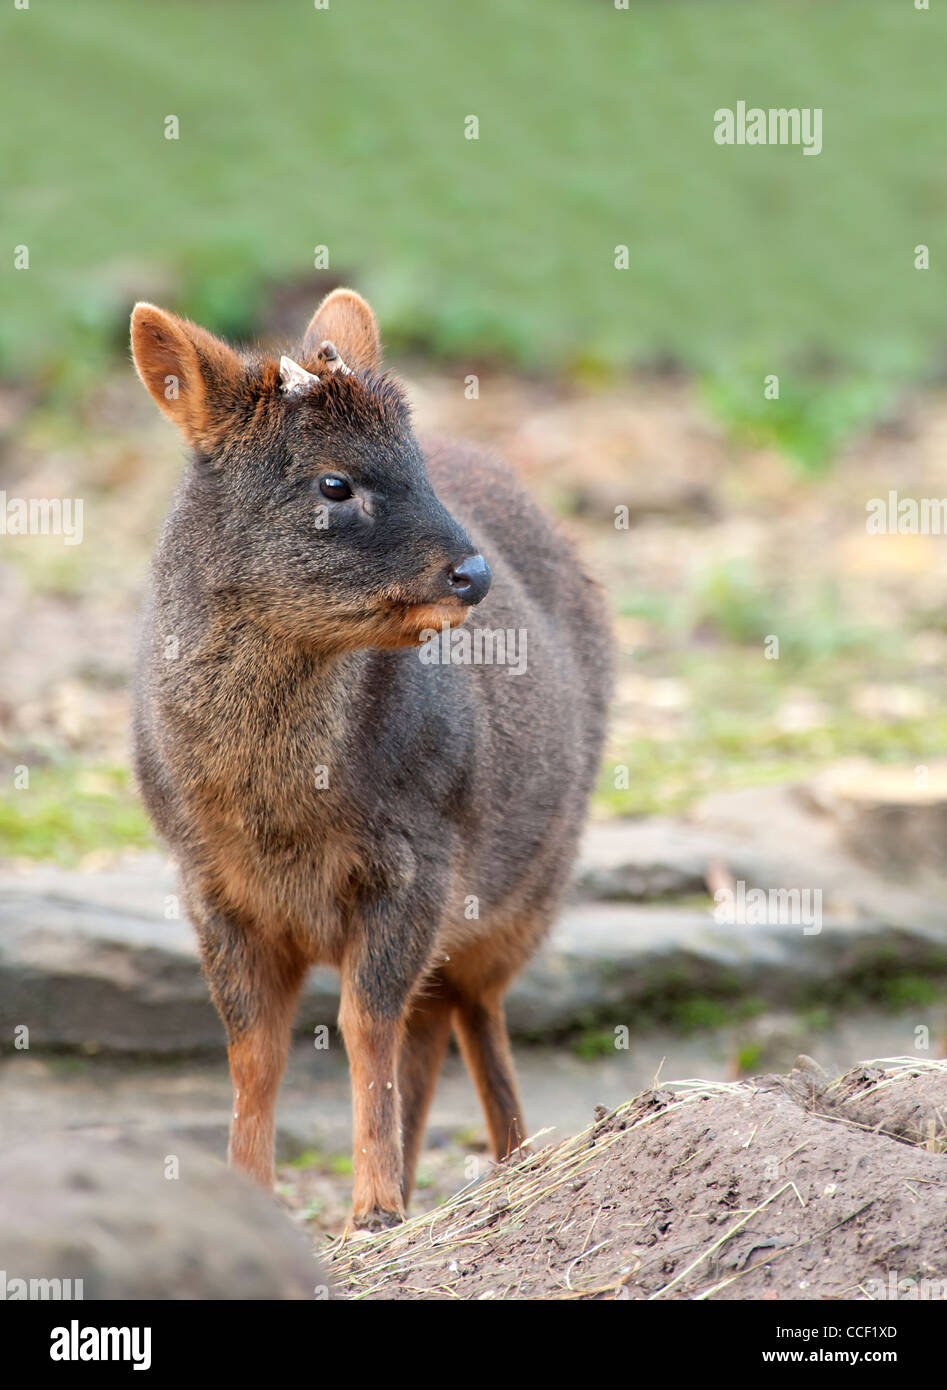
(325, 1059, 947, 1301)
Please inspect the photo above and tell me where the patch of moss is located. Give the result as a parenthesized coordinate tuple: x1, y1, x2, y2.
(736, 1042, 764, 1074)
(597, 711, 947, 820)
(700, 371, 893, 477)
(0, 759, 154, 863)
(283, 1148, 353, 1177)
(571, 1027, 621, 1060)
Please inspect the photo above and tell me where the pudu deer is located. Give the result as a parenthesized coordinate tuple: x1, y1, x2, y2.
(130, 289, 611, 1229)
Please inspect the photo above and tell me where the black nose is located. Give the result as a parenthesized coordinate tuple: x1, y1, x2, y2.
(448, 553, 492, 606)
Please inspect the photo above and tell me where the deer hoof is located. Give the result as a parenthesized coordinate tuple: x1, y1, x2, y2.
(353, 1206, 403, 1233)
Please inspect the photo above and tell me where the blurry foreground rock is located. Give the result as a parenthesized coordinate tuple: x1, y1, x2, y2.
(0, 1130, 330, 1299)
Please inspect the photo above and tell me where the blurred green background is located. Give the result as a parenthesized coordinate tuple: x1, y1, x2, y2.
(2, 0, 946, 454)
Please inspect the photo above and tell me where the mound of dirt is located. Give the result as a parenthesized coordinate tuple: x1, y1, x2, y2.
(814, 1059, 947, 1149)
(327, 1058, 947, 1301)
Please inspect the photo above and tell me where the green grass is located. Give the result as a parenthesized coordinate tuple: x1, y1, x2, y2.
(735, 1042, 764, 1074)
(700, 371, 896, 476)
(878, 974, 944, 1011)
(601, 556, 945, 820)
(571, 1027, 623, 1061)
(597, 623, 947, 818)
(2, 540, 91, 600)
(557, 991, 768, 1047)
(0, 761, 154, 862)
(599, 710, 947, 819)
(619, 565, 883, 659)
(284, 1148, 353, 1177)
(1, 0, 946, 419)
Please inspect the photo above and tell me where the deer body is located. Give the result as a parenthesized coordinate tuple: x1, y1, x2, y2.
(131, 291, 611, 1228)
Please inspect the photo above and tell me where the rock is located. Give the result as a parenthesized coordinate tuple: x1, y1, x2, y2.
(803, 759, 947, 879)
(4, 882, 942, 1051)
(576, 821, 714, 900)
(0, 860, 340, 1052)
(509, 901, 947, 1035)
(0, 1130, 330, 1299)
(0, 884, 223, 1053)
(691, 782, 947, 927)
(2, 785, 946, 1053)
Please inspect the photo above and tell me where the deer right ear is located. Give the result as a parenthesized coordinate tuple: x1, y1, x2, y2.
(130, 303, 245, 447)
(302, 288, 382, 373)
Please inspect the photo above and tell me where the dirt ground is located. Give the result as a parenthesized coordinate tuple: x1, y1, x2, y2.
(324, 1059, 947, 1301)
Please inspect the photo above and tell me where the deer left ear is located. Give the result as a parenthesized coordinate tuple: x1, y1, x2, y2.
(130, 303, 246, 448)
(302, 288, 382, 373)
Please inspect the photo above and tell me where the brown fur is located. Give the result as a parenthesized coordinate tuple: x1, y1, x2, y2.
(131, 288, 612, 1227)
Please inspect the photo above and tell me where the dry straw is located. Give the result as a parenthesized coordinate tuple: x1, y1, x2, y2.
(325, 1057, 946, 1300)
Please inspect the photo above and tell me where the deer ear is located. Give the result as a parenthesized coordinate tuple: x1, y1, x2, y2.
(302, 288, 382, 372)
(130, 303, 245, 447)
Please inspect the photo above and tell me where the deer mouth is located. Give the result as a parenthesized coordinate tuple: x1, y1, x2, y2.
(396, 596, 470, 629)
(367, 594, 470, 649)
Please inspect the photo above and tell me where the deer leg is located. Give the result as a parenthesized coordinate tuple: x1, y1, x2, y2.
(454, 993, 527, 1160)
(197, 908, 309, 1189)
(338, 976, 406, 1230)
(339, 895, 442, 1231)
(398, 985, 455, 1207)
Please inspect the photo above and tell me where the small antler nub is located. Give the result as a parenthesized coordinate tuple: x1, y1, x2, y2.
(279, 355, 321, 396)
(318, 340, 353, 376)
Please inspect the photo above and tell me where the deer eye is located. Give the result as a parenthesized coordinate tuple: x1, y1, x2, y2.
(319, 475, 353, 501)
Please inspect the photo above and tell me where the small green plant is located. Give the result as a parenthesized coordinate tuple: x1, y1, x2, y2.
(692, 559, 774, 645)
(880, 974, 942, 1010)
(671, 998, 733, 1033)
(283, 1148, 353, 1176)
(701, 371, 893, 476)
(736, 1042, 764, 1074)
(284, 1148, 323, 1170)
(0, 760, 153, 863)
(571, 1027, 618, 1060)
